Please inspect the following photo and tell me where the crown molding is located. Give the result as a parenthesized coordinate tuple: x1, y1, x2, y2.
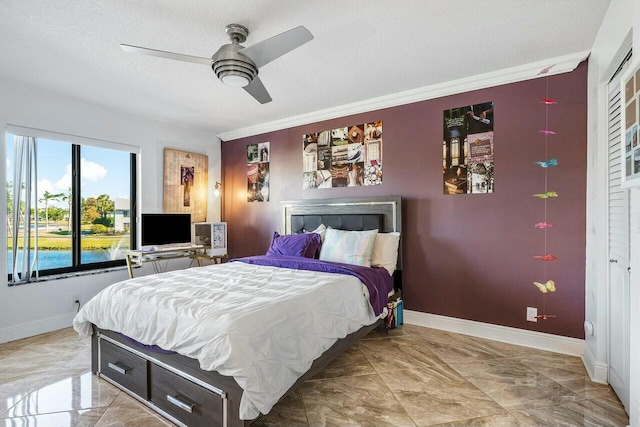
(217, 50, 590, 142)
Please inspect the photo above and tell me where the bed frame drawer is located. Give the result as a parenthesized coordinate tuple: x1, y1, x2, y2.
(150, 364, 223, 427)
(100, 339, 149, 399)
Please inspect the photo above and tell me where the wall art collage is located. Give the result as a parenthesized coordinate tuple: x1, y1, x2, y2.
(443, 102, 494, 195)
(302, 121, 383, 189)
(247, 141, 270, 202)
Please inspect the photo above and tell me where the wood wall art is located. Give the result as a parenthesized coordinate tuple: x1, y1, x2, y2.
(163, 148, 208, 222)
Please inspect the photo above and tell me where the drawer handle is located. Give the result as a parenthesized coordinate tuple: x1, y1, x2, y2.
(167, 395, 195, 413)
(107, 362, 130, 375)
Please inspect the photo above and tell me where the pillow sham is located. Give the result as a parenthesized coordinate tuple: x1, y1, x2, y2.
(308, 223, 327, 242)
(319, 228, 378, 267)
(266, 231, 321, 258)
(371, 232, 401, 275)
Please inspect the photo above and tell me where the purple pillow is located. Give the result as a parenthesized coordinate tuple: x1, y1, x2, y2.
(266, 232, 321, 258)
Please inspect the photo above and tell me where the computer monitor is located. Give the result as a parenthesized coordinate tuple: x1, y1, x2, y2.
(141, 213, 191, 247)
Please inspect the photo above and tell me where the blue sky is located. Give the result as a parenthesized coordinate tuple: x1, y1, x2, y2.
(6, 134, 131, 208)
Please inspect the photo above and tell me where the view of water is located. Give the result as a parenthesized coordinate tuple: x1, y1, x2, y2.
(7, 250, 116, 271)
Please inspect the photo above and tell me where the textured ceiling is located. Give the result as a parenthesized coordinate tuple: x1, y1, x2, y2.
(0, 0, 610, 136)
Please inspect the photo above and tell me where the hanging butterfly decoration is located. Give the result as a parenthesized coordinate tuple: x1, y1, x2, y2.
(530, 86, 558, 320)
(533, 280, 556, 293)
(534, 222, 556, 229)
(534, 158, 558, 168)
(533, 254, 558, 261)
(533, 191, 558, 199)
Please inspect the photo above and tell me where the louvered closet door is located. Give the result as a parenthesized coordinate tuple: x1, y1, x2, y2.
(607, 63, 630, 412)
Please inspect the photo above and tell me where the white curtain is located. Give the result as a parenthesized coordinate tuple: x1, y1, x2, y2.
(11, 135, 38, 284)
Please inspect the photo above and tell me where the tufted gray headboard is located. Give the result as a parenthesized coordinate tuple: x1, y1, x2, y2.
(281, 196, 402, 289)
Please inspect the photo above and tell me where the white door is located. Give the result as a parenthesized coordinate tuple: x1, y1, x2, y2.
(607, 61, 631, 411)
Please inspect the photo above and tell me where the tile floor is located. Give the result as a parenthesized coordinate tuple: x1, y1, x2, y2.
(0, 324, 629, 426)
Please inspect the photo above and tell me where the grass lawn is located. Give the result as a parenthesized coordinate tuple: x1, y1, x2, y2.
(7, 222, 130, 250)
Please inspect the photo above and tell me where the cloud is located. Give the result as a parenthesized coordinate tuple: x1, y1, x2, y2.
(81, 158, 108, 181)
(55, 168, 72, 191)
(54, 158, 108, 190)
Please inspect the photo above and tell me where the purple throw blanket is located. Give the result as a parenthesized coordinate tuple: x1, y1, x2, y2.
(232, 255, 393, 316)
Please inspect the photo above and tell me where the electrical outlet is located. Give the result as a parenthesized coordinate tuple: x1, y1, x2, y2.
(73, 294, 80, 306)
(526, 307, 538, 322)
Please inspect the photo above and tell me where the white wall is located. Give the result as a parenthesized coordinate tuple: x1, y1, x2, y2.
(0, 79, 221, 343)
(585, 0, 637, 424)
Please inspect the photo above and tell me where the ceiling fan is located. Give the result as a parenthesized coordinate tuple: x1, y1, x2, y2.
(121, 24, 313, 104)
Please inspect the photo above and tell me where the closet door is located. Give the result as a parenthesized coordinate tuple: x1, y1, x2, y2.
(607, 59, 631, 412)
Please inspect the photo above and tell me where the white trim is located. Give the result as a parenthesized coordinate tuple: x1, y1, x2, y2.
(405, 309, 584, 357)
(0, 312, 75, 344)
(6, 124, 140, 154)
(217, 51, 590, 141)
(582, 339, 609, 384)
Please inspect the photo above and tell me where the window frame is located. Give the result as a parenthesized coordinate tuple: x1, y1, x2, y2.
(6, 126, 138, 282)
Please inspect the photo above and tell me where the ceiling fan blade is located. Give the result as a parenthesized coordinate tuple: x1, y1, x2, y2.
(239, 26, 313, 68)
(120, 44, 212, 66)
(244, 76, 272, 104)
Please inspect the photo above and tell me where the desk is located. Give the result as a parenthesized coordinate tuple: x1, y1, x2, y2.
(190, 253, 229, 265)
(125, 246, 209, 278)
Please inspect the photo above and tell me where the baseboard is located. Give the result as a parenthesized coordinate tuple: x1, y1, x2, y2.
(582, 341, 609, 384)
(404, 310, 584, 357)
(0, 312, 76, 344)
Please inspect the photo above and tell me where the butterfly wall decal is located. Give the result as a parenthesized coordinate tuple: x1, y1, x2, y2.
(533, 280, 556, 293)
(540, 98, 557, 105)
(533, 191, 558, 199)
(533, 254, 558, 261)
(539, 129, 556, 135)
(534, 222, 556, 229)
(534, 158, 558, 168)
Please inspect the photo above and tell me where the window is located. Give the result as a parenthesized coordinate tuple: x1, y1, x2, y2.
(6, 128, 136, 284)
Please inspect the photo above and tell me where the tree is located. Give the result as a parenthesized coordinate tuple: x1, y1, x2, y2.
(96, 194, 115, 220)
(47, 206, 65, 223)
(39, 190, 63, 231)
(6, 181, 12, 215)
(82, 197, 100, 224)
(61, 187, 72, 231)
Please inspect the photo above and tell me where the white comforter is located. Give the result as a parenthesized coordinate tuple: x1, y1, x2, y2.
(73, 261, 379, 420)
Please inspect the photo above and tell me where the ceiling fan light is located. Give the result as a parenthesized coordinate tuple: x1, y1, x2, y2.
(221, 74, 251, 87)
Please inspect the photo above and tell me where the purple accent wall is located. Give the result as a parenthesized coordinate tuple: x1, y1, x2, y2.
(222, 62, 587, 339)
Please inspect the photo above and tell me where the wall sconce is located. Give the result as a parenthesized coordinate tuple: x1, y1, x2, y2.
(214, 181, 222, 197)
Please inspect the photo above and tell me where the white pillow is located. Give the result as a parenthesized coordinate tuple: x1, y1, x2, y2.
(319, 228, 378, 267)
(371, 232, 401, 275)
(309, 223, 327, 242)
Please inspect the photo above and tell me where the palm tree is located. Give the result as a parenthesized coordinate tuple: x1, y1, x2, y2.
(61, 187, 72, 231)
(40, 190, 63, 231)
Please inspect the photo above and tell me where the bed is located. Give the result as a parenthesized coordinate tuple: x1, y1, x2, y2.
(73, 196, 402, 427)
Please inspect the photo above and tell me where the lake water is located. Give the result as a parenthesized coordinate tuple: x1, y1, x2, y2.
(7, 250, 116, 270)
